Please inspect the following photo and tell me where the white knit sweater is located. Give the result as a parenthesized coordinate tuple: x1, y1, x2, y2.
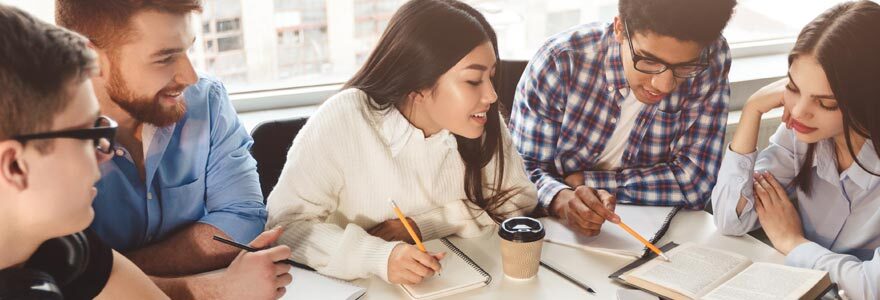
(266, 88, 537, 282)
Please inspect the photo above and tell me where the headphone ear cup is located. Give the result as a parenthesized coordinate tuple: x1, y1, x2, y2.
(0, 268, 62, 300)
(24, 232, 90, 286)
(65, 232, 90, 280)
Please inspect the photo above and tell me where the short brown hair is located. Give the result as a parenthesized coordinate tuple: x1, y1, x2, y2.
(0, 4, 96, 145)
(56, 0, 202, 49)
(620, 0, 737, 45)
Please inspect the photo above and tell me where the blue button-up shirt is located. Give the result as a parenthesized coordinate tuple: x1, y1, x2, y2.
(509, 22, 731, 210)
(90, 75, 267, 251)
(713, 124, 880, 300)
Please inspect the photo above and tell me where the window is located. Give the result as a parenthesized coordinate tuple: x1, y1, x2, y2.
(1, 0, 857, 94)
(191, 0, 853, 93)
(216, 18, 241, 32)
(217, 36, 243, 52)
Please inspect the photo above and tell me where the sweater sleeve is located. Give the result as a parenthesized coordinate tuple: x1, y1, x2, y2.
(411, 115, 539, 239)
(266, 95, 401, 282)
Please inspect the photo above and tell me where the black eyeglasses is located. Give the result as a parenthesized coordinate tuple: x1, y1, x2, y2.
(624, 21, 709, 78)
(13, 116, 118, 154)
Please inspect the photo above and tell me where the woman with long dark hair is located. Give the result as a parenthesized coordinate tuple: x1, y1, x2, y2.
(266, 0, 536, 285)
(711, 1, 880, 298)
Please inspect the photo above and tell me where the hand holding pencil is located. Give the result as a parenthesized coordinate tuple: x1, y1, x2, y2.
(383, 200, 446, 285)
(556, 178, 671, 262)
(551, 185, 621, 236)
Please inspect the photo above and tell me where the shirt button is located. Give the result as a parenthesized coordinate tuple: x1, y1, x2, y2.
(736, 177, 744, 183)
(607, 86, 615, 92)
(739, 161, 749, 169)
(147, 192, 153, 200)
(115, 149, 125, 156)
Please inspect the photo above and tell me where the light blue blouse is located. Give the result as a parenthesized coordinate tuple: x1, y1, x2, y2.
(712, 124, 880, 300)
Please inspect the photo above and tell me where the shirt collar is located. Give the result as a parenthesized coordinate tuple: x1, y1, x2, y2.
(842, 139, 879, 191)
(141, 124, 158, 160)
(602, 23, 629, 95)
(143, 123, 175, 189)
(814, 138, 879, 191)
(379, 107, 456, 157)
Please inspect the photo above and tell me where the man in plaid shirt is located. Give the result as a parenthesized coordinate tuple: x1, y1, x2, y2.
(510, 0, 737, 236)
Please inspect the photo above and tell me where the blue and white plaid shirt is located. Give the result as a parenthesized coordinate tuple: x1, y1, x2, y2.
(509, 23, 731, 210)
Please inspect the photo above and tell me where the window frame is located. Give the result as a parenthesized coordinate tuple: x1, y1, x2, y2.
(230, 38, 796, 113)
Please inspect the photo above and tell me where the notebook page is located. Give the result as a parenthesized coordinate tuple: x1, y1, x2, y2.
(702, 263, 827, 300)
(542, 205, 677, 257)
(626, 243, 751, 298)
(282, 266, 366, 300)
(401, 239, 489, 299)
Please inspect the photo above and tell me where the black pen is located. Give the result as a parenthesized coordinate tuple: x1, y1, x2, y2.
(540, 260, 596, 294)
(212, 235, 315, 271)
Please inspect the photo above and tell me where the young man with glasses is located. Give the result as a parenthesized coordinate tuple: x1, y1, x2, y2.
(0, 4, 166, 298)
(510, 0, 737, 236)
(54, 1, 294, 299)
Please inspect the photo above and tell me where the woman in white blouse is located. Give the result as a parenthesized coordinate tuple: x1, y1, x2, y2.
(711, 1, 880, 299)
(265, 0, 537, 286)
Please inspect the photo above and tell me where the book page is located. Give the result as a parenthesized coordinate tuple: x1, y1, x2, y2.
(702, 262, 827, 300)
(627, 243, 751, 298)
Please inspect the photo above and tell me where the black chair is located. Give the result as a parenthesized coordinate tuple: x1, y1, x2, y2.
(498, 60, 529, 121)
(250, 116, 309, 203)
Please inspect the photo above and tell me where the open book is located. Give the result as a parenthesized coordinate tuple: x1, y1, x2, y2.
(282, 266, 366, 300)
(611, 243, 832, 300)
(400, 238, 491, 300)
(542, 205, 680, 258)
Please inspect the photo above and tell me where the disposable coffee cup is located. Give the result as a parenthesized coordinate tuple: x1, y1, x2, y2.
(498, 217, 545, 280)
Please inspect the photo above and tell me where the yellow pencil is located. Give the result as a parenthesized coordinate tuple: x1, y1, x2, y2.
(389, 199, 426, 252)
(617, 221, 671, 262)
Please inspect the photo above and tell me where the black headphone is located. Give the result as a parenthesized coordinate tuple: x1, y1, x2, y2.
(0, 232, 90, 300)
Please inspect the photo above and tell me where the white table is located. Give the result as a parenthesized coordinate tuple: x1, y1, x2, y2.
(353, 210, 785, 300)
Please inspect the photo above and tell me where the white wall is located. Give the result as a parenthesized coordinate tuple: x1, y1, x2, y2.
(1, 0, 54, 23)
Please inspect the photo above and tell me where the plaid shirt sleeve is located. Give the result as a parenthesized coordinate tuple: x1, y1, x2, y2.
(508, 46, 573, 210)
(581, 41, 732, 209)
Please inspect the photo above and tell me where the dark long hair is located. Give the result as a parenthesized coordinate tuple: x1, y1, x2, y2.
(790, 0, 880, 193)
(344, 0, 514, 222)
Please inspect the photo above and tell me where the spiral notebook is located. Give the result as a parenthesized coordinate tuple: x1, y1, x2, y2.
(542, 205, 680, 258)
(400, 238, 491, 300)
